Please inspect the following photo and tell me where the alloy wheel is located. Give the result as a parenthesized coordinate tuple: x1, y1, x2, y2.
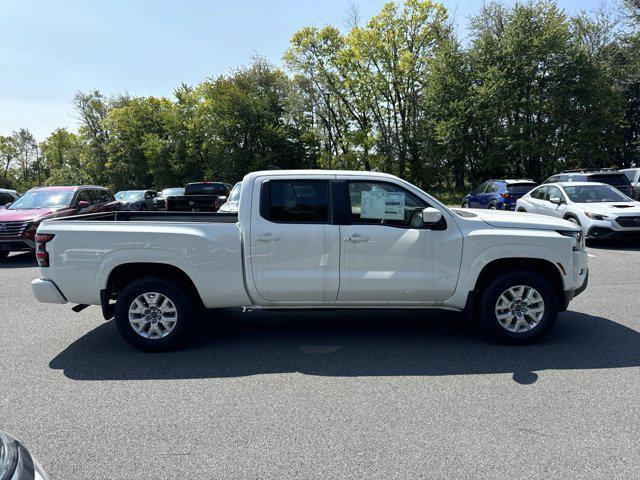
(494, 285, 545, 333)
(128, 292, 178, 339)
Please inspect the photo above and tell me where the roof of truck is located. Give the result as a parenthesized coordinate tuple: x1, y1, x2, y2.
(248, 169, 398, 179)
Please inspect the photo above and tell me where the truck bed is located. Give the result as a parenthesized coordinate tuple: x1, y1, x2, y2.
(48, 211, 238, 223)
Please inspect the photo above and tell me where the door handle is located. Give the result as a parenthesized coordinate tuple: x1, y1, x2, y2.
(345, 235, 369, 242)
(255, 235, 281, 242)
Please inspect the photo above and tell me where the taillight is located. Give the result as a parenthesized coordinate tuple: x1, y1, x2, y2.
(35, 234, 55, 267)
(500, 192, 511, 199)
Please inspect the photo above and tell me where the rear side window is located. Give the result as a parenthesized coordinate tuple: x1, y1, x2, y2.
(589, 174, 631, 187)
(507, 183, 537, 193)
(485, 182, 499, 193)
(101, 190, 113, 202)
(261, 180, 329, 223)
(89, 190, 103, 204)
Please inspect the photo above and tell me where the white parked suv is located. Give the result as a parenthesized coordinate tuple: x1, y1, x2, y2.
(31, 170, 588, 350)
(516, 182, 640, 240)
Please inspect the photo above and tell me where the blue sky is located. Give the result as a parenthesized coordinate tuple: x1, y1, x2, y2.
(0, 0, 606, 139)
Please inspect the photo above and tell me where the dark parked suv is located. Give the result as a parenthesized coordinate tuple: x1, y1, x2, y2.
(543, 169, 634, 197)
(462, 179, 538, 210)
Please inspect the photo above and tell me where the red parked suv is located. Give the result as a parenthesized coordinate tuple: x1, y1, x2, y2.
(0, 185, 119, 259)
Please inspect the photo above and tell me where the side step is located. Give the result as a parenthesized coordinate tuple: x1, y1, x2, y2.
(71, 304, 90, 313)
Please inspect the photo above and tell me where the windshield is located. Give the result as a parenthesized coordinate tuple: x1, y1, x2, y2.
(563, 184, 631, 203)
(121, 191, 144, 201)
(158, 188, 184, 198)
(227, 182, 241, 202)
(9, 189, 74, 209)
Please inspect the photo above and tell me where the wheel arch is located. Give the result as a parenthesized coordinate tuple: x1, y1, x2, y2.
(101, 262, 203, 319)
(474, 258, 564, 307)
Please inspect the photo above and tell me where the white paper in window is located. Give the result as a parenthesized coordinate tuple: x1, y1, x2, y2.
(360, 191, 405, 220)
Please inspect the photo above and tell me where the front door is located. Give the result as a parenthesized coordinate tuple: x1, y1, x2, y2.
(249, 176, 340, 304)
(337, 180, 463, 304)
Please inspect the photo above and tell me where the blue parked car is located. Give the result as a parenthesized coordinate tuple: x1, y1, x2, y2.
(462, 179, 538, 210)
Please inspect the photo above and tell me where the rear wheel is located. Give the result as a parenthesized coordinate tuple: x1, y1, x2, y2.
(114, 277, 194, 351)
(488, 203, 497, 210)
(478, 271, 558, 344)
(461, 201, 469, 208)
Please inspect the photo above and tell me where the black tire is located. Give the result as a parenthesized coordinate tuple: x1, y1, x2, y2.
(488, 203, 497, 210)
(461, 201, 469, 208)
(478, 271, 559, 345)
(517, 208, 527, 213)
(114, 276, 194, 351)
(0, 251, 8, 260)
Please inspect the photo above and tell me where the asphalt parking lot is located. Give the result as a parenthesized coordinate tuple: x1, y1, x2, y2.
(1, 243, 639, 479)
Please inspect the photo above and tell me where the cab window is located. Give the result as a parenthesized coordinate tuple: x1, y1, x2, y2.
(347, 181, 429, 229)
(261, 180, 329, 223)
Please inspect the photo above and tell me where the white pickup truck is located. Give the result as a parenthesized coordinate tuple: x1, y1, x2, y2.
(32, 170, 589, 350)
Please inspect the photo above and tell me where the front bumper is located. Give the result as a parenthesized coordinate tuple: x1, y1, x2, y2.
(31, 279, 67, 304)
(586, 226, 640, 240)
(562, 269, 589, 311)
(0, 239, 35, 251)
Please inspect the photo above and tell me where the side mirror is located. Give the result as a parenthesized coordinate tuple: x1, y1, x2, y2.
(549, 196, 562, 205)
(4, 203, 11, 209)
(217, 196, 227, 203)
(77, 200, 90, 210)
(422, 207, 443, 225)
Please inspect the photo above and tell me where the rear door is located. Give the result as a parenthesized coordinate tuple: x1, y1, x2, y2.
(337, 179, 463, 304)
(249, 175, 340, 304)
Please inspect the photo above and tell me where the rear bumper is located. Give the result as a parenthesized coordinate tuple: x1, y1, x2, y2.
(31, 278, 67, 304)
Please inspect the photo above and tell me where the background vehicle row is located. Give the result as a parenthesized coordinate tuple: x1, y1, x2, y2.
(516, 182, 640, 240)
(0, 186, 119, 259)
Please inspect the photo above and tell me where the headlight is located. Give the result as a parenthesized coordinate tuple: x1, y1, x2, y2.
(584, 212, 610, 221)
(558, 229, 584, 250)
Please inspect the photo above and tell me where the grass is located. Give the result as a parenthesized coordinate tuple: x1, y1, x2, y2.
(430, 188, 468, 207)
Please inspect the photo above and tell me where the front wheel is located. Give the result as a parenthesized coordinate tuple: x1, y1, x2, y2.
(461, 201, 469, 208)
(478, 271, 558, 344)
(114, 277, 194, 351)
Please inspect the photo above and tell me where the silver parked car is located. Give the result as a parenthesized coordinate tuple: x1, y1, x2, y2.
(217, 181, 241, 213)
(116, 190, 157, 211)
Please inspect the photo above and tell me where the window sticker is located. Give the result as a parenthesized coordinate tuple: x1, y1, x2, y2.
(360, 191, 405, 220)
